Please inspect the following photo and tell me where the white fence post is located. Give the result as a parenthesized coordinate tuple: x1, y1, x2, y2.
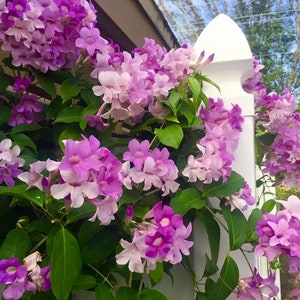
(192, 14, 256, 300)
(158, 14, 258, 300)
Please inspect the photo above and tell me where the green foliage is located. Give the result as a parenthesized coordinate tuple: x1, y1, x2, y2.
(209, 256, 239, 300)
(51, 228, 82, 300)
(170, 187, 205, 215)
(154, 123, 183, 148)
(0, 228, 30, 260)
(222, 204, 248, 251)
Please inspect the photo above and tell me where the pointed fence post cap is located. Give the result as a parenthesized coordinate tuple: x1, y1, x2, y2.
(194, 13, 252, 63)
(193, 14, 254, 115)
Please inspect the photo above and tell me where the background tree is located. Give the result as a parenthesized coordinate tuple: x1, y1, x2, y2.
(154, 0, 300, 96)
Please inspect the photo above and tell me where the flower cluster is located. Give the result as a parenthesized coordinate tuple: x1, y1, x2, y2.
(0, 0, 103, 72)
(122, 139, 179, 196)
(244, 57, 300, 189)
(18, 135, 123, 225)
(255, 195, 300, 273)
(237, 268, 279, 300)
(0, 252, 50, 300)
(0, 138, 24, 186)
(89, 38, 213, 125)
(183, 98, 244, 184)
(116, 202, 193, 273)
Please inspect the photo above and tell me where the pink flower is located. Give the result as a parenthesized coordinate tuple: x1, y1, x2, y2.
(116, 231, 147, 273)
(164, 223, 193, 264)
(123, 139, 150, 170)
(59, 138, 102, 181)
(50, 170, 99, 208)
(88, 196, 118, 225)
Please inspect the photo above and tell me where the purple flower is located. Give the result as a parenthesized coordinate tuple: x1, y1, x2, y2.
(151, 201, 183, 235)
(7, 0, 30, 18)
(124, 205, 134, 226)
(145, 231, 173, 258)
(164, 223, 193, 264)
(123, 139, 150, 170)
(0, 163, 23, 186)
(237, 269, 279, 300)
(12, 76, 32, 92)
(8, 93, 44, 126)
(0, 258, 27, 285)
(59, 138, 102, 181)
(40, 265, 51, 291)
(2, 280, 36, 300)
(75, 27, 107, 56)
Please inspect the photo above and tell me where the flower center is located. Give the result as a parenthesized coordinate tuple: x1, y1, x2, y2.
(15, 4, 24, 11)
(160, 217, 170, 227)
(152, 237, 163, 246)
(6, 266, 16, 274)
(69, 155, 81, 165)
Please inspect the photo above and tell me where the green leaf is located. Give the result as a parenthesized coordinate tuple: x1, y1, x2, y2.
(202, 171, 245, 197)
(180, 101, 197, 127)
(149, 262, 163, 285)
(164, 91, 182, 115)
(0, 185, 45, 208)
(118, 189, 143, 207)
(197, 75, 220, 93)
(188, 76, 201, 108)
(12, 133, 37, 153)
(95, 284, 115, 300)
(196, 292, 208, 300)
(198, 210, 220, 264)
(170, 188, 205, 215)
(53, 106, 84, 124)
(209, 256, 239, 300)
(72, 274, 97, 291)
(0, 228, 30, 260)
(10, 124, 42, 135)
(222, 205, 247, 250)
(81, 89, 101, 105)
(0, 106, 11, 126)
(45, 225, 60, 259)
(51, 228, 82, 300)
(0, 72, 12, 93)
(261, 199, 276, 213)
(81, 228, 119, 265)
(32, 70, 57, 99)
(77, 220, 102, 247)
(203, 254, 218, 277)
(60, 78, 81, 103)
(155, 123, 183, 149)
(115, 287, 140, 300)
(246, 208, 262, 243)
(65, 202, 96, 225)
(140, 288, 168, 300)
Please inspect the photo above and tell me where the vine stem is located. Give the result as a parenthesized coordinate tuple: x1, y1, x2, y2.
(128, 271, 133, 287)
(239, 249, 264, 300)
(31, 235, 47, 252)
(88, 264, 114, 289)
(138, 276, 144, 294)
